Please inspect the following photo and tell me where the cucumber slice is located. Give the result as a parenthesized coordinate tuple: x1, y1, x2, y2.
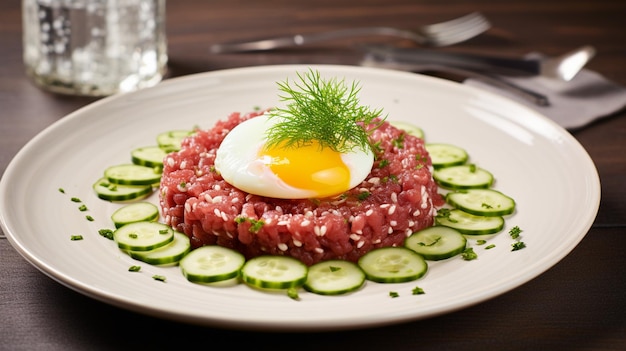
(389, 120, 424, 139)
(131, 146, 168, 168)
(304, 260, 365, 295)
(405, 226, 467, 260)
(433, 164, 494, 189)
(113, 221, 174, 251)
(157, 130, 193, 152)
(92, 177, 153, 201)
(111, 202, 160, 228)
(241, 255, 308, 289)
(447, 189, 516, 216)
(180, 245, 245, 283)
(358, 247, 427, 283)
(436, 209, 505, 235)
(128, 231, 191, 266)
(104, 164, 162, 186)
(425, 143, 469, 169)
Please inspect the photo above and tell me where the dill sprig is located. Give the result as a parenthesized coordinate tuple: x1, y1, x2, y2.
(265, 69, 385, 154)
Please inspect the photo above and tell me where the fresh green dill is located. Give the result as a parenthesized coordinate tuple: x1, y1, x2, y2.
(511, 241, 526, 251)
(418, 236, 441, 247)
(78, 204, 88, 212)
(152, 275, 167, 282)
(329, 266, 341, 272)
(357, 191, 371, 201)
(98, 229, 114, 240)
(58, 188, 65, 193)
(476, 239, 487, 245)
(85, 215, 94, 222)
(378, 159, 390, 168)
(392, 133, 405, 149)
(128, 265, 141, 272)
(485, 244, 496, 250)
(412, 286, 425, 295)
(70, 235, 83, 241)
(71, 197, 81, 203)
(389, 291, 400, 298)
(265, 69, 385, 154)
(235, 216, 265, 233)
(462, 247, 478, 261)
(287, 287, 300, 300)
(509, 225, 523, 239)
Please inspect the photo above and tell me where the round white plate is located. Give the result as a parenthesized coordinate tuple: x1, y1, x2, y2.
(0, 65, 600, 331)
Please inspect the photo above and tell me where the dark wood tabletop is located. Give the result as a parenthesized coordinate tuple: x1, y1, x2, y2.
(1, 0, 625, 350)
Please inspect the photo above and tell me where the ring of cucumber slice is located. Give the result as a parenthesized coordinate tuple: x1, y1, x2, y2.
(358, 247, 428, 283)
(304, 260, 365, 295)
(405, 226, 467, 260)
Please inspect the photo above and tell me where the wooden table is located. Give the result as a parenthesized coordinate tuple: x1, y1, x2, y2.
(1, 0, 624, 349)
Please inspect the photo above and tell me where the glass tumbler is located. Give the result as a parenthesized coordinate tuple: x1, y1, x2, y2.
(22, 0, 167, 96)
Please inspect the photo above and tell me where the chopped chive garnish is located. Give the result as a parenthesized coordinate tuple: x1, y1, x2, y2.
(152, 275, 166, 282)
(78, 204, 88, 212)
(70, 235, 83, 241)
(389, 291, 400, 298)
(412, 286, 425, 295)
(511, 242, 526, 251)
(485, 244, 496, 250)
(128, 265, 141, 272)
(85, 215, 94, 222)
(98, 229, 114, 240)
(71, 197, 81, 203)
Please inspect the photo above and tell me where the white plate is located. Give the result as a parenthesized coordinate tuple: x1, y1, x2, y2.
(0, 65, 600, 331)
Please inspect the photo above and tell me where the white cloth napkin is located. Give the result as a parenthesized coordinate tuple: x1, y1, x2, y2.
(465, 66, 626, 130)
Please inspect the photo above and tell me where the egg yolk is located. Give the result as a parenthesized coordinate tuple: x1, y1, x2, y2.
(259, 140, 350, 198)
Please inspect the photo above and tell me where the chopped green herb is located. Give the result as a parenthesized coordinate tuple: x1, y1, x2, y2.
(357, 191, 371, 201)
(287, 287, 300, 300)
(389, 291, 400, 298)
(509, 226, 523, 239)
(481, 202, 493, 209)
(462, 247, 478, 261)
(412, 286, 425, 295)
(128, 265, 141, 272)
(511, 242, 526, 251)
(85, 215, 94, 222)
(485, 244, 496, 250)
(98, 229, 114, 240)
(152, 275, 167, 282)
(129, 233, 138, 239)
(159, 229, 169, 234)
(70, 235, 83, 241)
(378, 159, 390, 168)
(476, 239, 487, 245)
(235, 217, 265, 233)
(265, 69, 385, 155)
(392, 133, 405, 149)
(329, 266, 341, 272)
(469, 164, 477, 172)
(78, 204, 88, 212)
(58, 188, 65, 193)
(71, 197, 81, 203)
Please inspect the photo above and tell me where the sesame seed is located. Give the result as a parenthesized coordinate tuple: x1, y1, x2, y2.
(373, 239, 381, 244)
(390, 220, 397, 226)
(391, 192, 398, 203)
(301, 219, 311, 227)
(388, 205, 396, 215)
(231, 197, 240, 203)
(214, 184, 221, 191)
(388, 227, 394, 234)
(278, 243, 288, 251)
(212, 196, 222, 203)
(213, 209, 221, 217)
(166, 157, 175, 167)
(357, 241, 365, 248)
(221, 212, 228, 221)
(278, 220, 289, 226)
(380, 204, 390, 209)
(180, 160, 187, 169)
(293, 239, 302, 247)
(365, 209, 374, 216)
(184, 203, 191, 212)
(368, 177, 380, 185)
(350, 234, 361, 241)
(413, 209, 421, 216)
(315, 248, 324, 254)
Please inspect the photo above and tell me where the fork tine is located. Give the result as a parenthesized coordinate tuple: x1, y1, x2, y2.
(420, 12, 491, 46)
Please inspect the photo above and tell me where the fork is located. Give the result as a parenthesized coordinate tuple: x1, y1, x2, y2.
(209, 12, 490, 53)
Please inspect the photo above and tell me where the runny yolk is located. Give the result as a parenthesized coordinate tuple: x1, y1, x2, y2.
(259, 140, 350, 198)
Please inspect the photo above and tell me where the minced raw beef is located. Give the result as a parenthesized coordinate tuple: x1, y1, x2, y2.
(159, 110, 444, 266)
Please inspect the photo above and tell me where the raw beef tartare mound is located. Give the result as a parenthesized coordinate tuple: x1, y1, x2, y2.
(159, 110, 444, 266)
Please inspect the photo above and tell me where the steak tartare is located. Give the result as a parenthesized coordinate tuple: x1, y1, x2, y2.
(159, 110, 444, 266)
